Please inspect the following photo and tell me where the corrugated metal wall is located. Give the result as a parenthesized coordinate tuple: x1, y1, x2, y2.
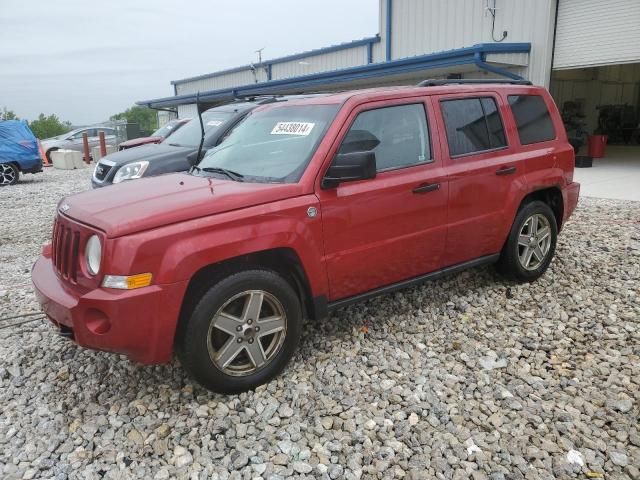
(172, 0, 559, 101)
(157, 110, 177, 127)
(271, 46, 368, 79)
(175, 46, 369, 97)
(389, 0, 556, 86)
(554, 0, 640, 69)
(177, 104, 199, 119)
(176, 69, 267, 96)
(485, 52, 529, 67)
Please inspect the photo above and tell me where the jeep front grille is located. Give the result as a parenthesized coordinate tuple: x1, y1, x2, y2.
(51, 217, 80, 283)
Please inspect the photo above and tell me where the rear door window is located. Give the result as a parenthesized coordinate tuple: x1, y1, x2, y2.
(339, 103, 431, 171)
(508, 95, 556, 145)
(441, 97, 507, 157)
(481, 98, 507, 148)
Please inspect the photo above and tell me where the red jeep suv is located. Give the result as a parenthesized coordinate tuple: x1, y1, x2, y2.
(32, 80, 580, 393)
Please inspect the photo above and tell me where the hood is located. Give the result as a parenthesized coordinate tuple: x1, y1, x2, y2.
(99, 142, 194, 167)
(118, 136, 163, 148)
(60, 173, 305, 237)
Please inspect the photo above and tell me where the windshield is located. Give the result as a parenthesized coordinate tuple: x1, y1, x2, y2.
(165, 110, 233, 148)
(196, 104, 339, 183)
(152, 120, 185, 138)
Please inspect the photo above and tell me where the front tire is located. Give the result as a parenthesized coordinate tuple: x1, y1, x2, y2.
(177, 269, 302, 394)
(0, 163, 19, 186)
(497, 200, 558, 282)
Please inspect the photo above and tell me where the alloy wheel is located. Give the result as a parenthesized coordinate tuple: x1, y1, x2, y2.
(0, 164, 17, 186)
(517, 213, 552, 271)
(206, 290, 287, 377)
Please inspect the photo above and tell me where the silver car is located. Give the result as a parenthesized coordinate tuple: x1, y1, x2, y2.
(41, 127, 117, 162)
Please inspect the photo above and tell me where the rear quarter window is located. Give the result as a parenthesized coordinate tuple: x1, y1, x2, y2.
(508, 95, 556, 145)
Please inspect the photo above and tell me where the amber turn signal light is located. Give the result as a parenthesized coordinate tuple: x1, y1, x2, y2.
(102, 273, 153, 290)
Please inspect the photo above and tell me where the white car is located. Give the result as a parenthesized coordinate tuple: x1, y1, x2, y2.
(41, 127, 117, 162)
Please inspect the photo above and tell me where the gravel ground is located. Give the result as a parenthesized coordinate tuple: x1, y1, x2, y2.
(0, 167, 639, 480)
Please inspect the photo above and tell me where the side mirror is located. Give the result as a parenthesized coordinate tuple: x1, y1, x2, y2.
(322, 151, 376, 189)
(186, 149, 207, 166)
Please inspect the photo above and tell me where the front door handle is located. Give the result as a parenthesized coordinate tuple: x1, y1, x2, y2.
(496, 166, 517, 176)
(412, 183, 440, 194)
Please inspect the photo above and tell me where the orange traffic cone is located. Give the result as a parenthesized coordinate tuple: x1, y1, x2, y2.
(39, 140, 51, 167)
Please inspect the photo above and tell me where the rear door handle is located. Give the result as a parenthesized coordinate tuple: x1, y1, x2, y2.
(412, 183, 440, 194)
(496, 166, 517, 176)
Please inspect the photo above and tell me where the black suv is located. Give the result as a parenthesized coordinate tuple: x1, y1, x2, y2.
(91, 100, 272, 188)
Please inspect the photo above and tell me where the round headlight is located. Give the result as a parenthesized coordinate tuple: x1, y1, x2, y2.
(85, 235, 102, 275)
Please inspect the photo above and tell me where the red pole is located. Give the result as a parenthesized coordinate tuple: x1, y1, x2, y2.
(82, 133, 91, 164)
(99, 130, 107, 157)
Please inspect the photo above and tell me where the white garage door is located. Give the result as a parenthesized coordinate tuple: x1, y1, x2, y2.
(554, 0, 640, 69)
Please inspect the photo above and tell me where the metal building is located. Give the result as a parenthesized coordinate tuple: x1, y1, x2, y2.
(137, 0, 640, 142)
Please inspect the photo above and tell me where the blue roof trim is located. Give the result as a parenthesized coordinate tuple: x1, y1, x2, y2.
(138, 43, 531, 108)
(171, 35, 381, 86)
(474, 52, 524, 80)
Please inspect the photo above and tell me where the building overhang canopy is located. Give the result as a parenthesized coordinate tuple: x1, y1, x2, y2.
(137, 42, 531, 109)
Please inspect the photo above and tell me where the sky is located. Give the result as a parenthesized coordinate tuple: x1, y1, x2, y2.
(0, 0, 379, 125)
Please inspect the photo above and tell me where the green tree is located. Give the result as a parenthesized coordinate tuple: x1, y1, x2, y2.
(29, 113, 72, 139)
(1, 107, 19, 120)
(110, 106, 157, 135)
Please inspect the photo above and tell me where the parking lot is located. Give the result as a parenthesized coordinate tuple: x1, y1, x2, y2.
(0, 167, 637, 479)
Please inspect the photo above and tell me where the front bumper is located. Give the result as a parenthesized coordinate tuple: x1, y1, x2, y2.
(32, 254, 188, 364)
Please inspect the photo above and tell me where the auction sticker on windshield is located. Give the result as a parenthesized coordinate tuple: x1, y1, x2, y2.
(207, 120, 224, 127)
(271, 122, 315, 136)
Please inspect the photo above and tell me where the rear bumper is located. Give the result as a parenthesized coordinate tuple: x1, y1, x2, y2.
(32, 254, 188, 364)
(562, 181, 580, 224)
(17, 157, 43, 173)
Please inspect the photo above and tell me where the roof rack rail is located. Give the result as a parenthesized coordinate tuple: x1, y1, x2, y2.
(231, 93, 281, 100)
(232, 91, 335, 101)
(417, 78, 533, 87)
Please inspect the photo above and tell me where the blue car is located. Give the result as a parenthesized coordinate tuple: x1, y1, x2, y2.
(0, 120, 43, 186)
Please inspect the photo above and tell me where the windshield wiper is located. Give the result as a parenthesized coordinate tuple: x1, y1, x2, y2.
(191, 166, 244, 182)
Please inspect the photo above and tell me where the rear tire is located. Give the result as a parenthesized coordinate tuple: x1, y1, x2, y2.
(176, 269, 302, 394)
(497, 200, 558, 282)
(0, 163, 19, 186)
